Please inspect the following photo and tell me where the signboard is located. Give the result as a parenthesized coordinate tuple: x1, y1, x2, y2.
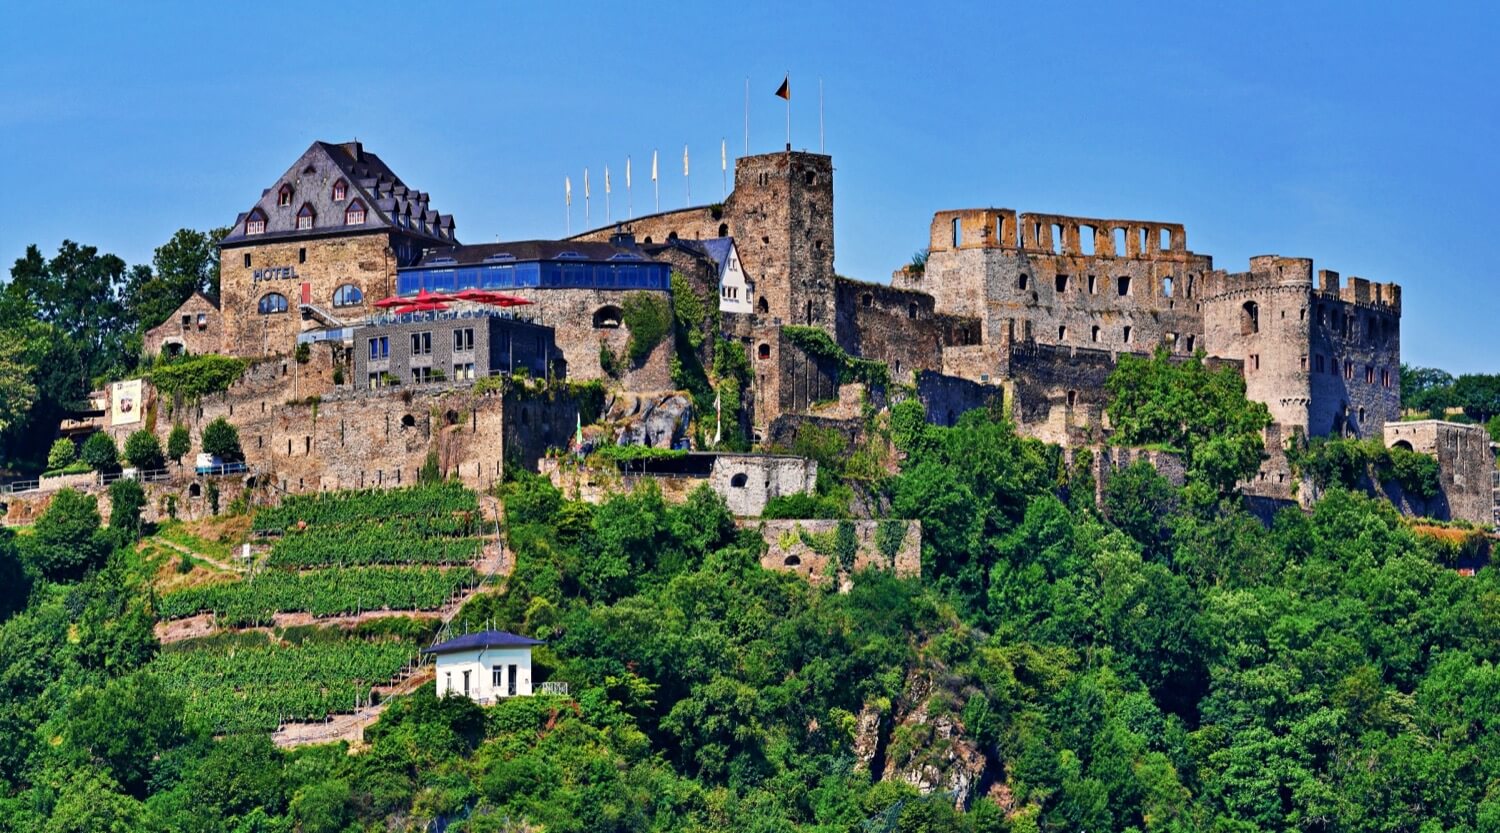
(252, 266, 300, 284)
(110, 379, 143, 426)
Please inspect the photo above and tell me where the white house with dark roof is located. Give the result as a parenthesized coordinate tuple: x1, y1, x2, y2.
(423, 630, 544, 702)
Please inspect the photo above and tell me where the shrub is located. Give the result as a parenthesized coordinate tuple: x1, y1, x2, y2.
(82, 431, 119, 472)
(294, 342, 311, 364)
(47, 438, 76, 471)
(150, 354, 247, 401)
(124, 430, 165, 470)
(621, 292, 673, 364)
(108, 477, 147, 538)
(166, 424, 191, 464)
(201, 417, 242, 462)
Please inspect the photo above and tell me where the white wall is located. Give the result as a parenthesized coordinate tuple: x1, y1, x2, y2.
(719, 243, 754, 314)
(434, 646, 534, 702)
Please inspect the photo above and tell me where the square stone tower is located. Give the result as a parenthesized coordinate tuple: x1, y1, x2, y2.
(727, 150, 835, 332)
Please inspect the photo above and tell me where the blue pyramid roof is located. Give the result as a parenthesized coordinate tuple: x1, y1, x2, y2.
(422, 630, 544, 655)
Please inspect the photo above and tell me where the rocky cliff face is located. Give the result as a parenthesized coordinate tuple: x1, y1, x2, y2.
(852, 668, 993, 810)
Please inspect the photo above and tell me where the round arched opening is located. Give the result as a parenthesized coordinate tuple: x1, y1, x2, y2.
(756, 297, 769, 314)
(730, 473, 748, 488)
(757, 343, 771, 360)
(784, 555, 802, 567)
(1393, 440, 1414, 452)
(445, 409, 459, 425)
(718, 223, 729, 237)
(593, 305, 623, 329)
(188, 483, 202, 498)
(400, 414, 416, 428)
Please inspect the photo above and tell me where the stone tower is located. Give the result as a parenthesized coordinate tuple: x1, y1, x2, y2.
(1201, 256, 1401, 439)
(727, 150, 835, 332)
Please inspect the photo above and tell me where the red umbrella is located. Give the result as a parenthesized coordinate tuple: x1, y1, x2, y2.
(374, 288, 457, 308)
(391, 300, 450, 314)
(452, 289, 534, 307)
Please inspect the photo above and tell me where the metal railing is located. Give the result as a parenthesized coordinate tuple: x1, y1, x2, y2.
(2, 463, 253, 496)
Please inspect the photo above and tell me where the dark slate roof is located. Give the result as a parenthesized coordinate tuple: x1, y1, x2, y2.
(410, 239, 653, 268)
(423, 630, 545, 655)
(643, 236, 736, 277)
(221, 140, 457, 247)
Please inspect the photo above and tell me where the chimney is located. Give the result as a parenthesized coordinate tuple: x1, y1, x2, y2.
(342, 141, 363, 162)
(609, 224, 637, 249)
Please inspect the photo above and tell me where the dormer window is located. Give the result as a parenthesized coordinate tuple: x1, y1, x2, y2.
(332, 179, 347, 201)
(278, 184, 294, 206)
(245, 209, 267, 235)
(297, 203, 316, 230)
(345, 199, 366, 226)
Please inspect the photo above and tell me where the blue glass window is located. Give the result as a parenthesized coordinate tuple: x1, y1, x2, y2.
(332, 284, 363, 307)
(258, 293, 288, 314)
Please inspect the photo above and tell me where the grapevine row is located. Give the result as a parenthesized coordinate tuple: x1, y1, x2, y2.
(253, 482, 478, 533)
(157, 566, 479, 626)
(266, 532, 484, 568)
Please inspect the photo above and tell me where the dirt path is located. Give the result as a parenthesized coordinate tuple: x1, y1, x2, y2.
(155, 537, 247, 574)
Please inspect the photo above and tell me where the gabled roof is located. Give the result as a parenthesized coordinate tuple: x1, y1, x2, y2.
(221, 141, 457, 247)
(644, 236, 738, 278)
(422, 630, 545, 655)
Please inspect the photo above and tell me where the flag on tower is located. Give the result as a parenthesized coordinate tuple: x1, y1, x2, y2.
(626, 156, 632, 188)
(565, 176, 571, 205)
(775, 75, 790, 99)
(651, 150, 658, 181)
(683, 144, 690, 177)
(604, 166, 611, 194)
(584, 168, 590, 199)
(721, 138, 727, 172)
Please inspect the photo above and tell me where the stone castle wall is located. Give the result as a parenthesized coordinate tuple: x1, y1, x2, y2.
(748, 519, 922, 588)
(539, 453, 816, 517)
(519, 286, 674, 386)
(144, 293, 222, 358)
(1385, 420, 1497, 525)
(834, 277, 981, 383)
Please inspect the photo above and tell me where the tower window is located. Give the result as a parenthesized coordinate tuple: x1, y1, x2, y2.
(1116, 276, 1131, 296)
(1090, 325, 1101, 343)
(296, 203, 316, 230)
(1055, 274, 1068, 293)
(243, 253, 252, 268)
(332, 178, 347, 201)
(757, 343, 770, 360)
(952, 217, 961, 247)
(245, 209, 267, 235)
(1123, 325, 1133, 344)
(345, 199, 366, 226)
(1241, 301, 1259, 335)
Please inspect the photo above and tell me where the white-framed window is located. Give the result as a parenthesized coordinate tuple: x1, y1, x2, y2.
(278, 184, 293, 206)
(296, 203, 316, 230)
(332, 178, 347, 201)
(345, 199, 366, 226)
(246, 210, 267, 235)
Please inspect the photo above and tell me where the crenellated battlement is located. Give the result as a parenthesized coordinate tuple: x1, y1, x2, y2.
(1202, 257, 1401, 314)
(927, 208, 1193, 262)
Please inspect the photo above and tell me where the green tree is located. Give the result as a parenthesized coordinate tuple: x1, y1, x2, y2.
(58, 673, 187, 798)
(0, 528, 29, 621)
(621, 291, 673, 363)
(166, 423, 191, 464)
(1105, 347, 1272, 493)
(107, 478, 146, 539)
(22, 488, 108, 580)
(201, 417, 242, 462)
(122, 227, 229, 333)
(1453, 373, 1500, 423)
(81, 431, 119, 472)
(0, 335, 38, 440)
(122, 429, 164, 470)
(1400, 364, 1455, 413)
(6, 241, 132, 397)
(46, 437, 77, 471)
(418, 449, 441, 484)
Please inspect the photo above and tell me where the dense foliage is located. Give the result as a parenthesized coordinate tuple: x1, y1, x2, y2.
(149, 354, 248, 402)
(1289, 435, 1443, 499)
(783, 324, 891, 388)
(620, 291, 673, 364)
(123, 429, 164, 470)
(156, 566, 479, 626)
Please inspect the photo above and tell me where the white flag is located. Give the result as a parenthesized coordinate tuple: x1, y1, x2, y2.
(683, 144, 690, 177)
(721, 139, 727, 171)
(584, 168, 590, 199)
(565, 176, 571, 206)
(651, 149, 658, 182)
(605, 166, 611, 194)
(626, 156, 632, 188)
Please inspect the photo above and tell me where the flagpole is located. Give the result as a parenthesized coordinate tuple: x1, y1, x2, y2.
(744, 77, 750, 156)
(564, 176, 571, 235)
(721, 138, 727, 199)
(684, 144, 690, 206)
(785, 70, 791, 150)
(626, 155, 633, 219)
(652, 149, 659, 213)
(584, 167, 590, 227)
(819, 78, 824, 154)
(605, 165, 611, 223)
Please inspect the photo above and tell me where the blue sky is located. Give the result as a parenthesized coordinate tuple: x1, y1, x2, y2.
(1, 1, 1495, 371)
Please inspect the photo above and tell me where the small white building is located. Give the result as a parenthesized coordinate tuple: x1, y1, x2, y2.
(424, 630, 544, 703)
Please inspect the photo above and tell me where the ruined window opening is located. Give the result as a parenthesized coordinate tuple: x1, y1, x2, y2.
(1051, 224, 1064, 254)
(1160, 228, 1173, 251)
(1162, 277, 1173, 297)
(1300, 355, 1308, 372)
(718, 223, 729, 237)
(1365, 366, 1375, 384)
(304, 436, 311, 454)
(730, 473, 748, 488)
(1241, 301, 1259, 335)
(643, 236, 653, 244)
(1186, 335, 1196, 352)
(784, 555, 801, 567)
(952, 218, 961, 248)
(1123, 325, 1133, 344)
(1055, 274, 1068, 293)
(907, 303, 918, 320)
(1087, 274, 1097, 294)
(593, 305, 623, 328)
(1358, 406, 1366, 425)
(1079, 226, 1095, 255)
(1058, 325, 1067, 341)
(1139, 228, 1149, 253)
(861, 293, 873, 308)
(1250, 354, 1260, 371)
(188, 483, 201, 498)
(806, 300, 813, 324)
(1090, 325, 1101, 343)
(1116, 276, 1131, 297)
(814, 240, 823, 251)
(445, 409, 459, 425)
(805, 171, 816, 186)
(1018, 274, 1029, 291)
(1300, 307, 1307, 321)
(1067, 390, 1077, 408)
(1113, 227, 1127, 257)
(757, 343, 770, 360)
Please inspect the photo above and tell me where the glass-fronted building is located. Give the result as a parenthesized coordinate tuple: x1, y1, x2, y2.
(396, 238, 671, 297)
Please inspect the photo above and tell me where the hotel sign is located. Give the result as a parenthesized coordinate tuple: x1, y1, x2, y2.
(253, 266, 300, 283)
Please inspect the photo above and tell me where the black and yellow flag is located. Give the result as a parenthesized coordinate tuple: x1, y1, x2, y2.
(774, 75, 790, 100)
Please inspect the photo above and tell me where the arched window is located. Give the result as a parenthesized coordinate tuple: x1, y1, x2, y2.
(718, 223, 729, 237)
(278, 184, 293, 206)
(296, 203, 316, 230)
(1018, 274, 1029, 290)
(332, 284, 363, 307)
(593, 305, 623, 328)
(757, 343, 770, 360)
(258, 293, 288, 315)
(861, 293, 873, 308)
(344, 199, 366, 226)
(1241, 301, 1260, 335)
(784, 554, 801, 567)
(331, 178, 347, 201)
(907, 303, 918, 320)
(757, 297, 769, 314)
(730, 473, 748, 488)
(245, 208, 267, 235)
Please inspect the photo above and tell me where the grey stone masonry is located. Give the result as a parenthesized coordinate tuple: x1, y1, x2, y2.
(352, 310, 560, 390)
